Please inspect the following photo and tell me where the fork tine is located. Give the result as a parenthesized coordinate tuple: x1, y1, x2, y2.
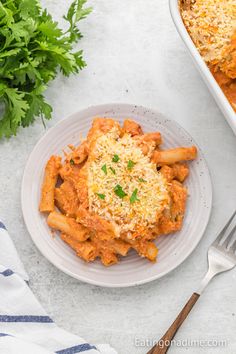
(222, 224, 236, 248)
(230, 239, 236, 253)
(213, 210, 236, 246)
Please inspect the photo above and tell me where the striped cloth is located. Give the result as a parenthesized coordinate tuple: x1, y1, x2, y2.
(0, 221, 117, 354)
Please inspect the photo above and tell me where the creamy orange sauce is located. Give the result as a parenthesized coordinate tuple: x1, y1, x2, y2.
(40, 118, 197, 266)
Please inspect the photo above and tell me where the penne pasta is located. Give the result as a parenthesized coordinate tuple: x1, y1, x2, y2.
(134, 132, 162, 156)
(133, 241, 158, 262)
(141, 132, 162, 146)
(121, 119, 143, 136)
(47, 211, 89, 241)
(159, 165, 175, 182)
(76, 207, 119, 239)
(152, 146, 197, 165)
(55, 181, 79, 218)
(39, 156, 62, 213)
(160, 163, 189, 182)
(61, 234, 97, 262)
(66, 140, 89, 165)
(110, 239, 131, 256)
(40, 118, 197, 265)
(172, 163, 189, 182)
(100, 250, 118, 266)
(158, 180, 188, 235)
(87, 118, 121, 144)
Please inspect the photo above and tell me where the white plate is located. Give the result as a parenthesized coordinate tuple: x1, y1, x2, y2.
(169, 0, 236, 136)
(21, 104, 212, 287)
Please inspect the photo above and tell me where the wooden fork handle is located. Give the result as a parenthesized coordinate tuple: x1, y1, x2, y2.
(147, 292, 200, 354)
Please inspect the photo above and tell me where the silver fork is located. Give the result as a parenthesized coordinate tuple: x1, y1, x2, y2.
(147, 211, 236, 354)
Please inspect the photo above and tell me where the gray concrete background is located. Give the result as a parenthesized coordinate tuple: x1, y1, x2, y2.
(0, 1, 236, 353)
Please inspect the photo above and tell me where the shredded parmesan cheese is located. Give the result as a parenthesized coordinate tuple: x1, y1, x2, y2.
(181, 0, 236, 64)
(87, 127, 170, 234)
(180, 0, 236, 111)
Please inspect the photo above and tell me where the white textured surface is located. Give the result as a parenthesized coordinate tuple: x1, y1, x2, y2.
(0, 0, 236, 353)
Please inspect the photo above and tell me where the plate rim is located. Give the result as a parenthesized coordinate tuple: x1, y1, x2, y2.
(21, 103, 213, 287)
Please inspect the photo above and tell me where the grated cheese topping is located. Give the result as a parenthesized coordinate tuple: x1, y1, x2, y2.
(87, 127, 170, 234)
(181, 0, 236, 64)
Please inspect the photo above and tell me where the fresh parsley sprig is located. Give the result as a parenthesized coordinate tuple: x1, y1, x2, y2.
(127, 160, 135, 170)
(101, 164, 107, 175)
(114, 184, 127, 199)
(130, 188, 140, 204)
(0, 0, 92, 138)
(96, 193, 105, 200)
(138, 177, 146, 183)
(109, 167, 116, 175)
(112, 154, 119, 163)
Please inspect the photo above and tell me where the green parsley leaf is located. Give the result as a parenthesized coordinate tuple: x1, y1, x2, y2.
(109, 167, 116, 175)
(138, 178, 146, 183)
(130, 188, 140, 204)
(63, 0, 92, 43)
(0, 0, 92, 139)
(19, 0, 41, 20)
(0, 86, 29, 137)
(70, 159, 75, 165)
(112, 154, 119, 163)
(114, 185, 127, 199)
(96, 193, 105, 200)
(23, 89, 52, 127)
(127, 160, 135, 170)
(101, 164, 107, 175)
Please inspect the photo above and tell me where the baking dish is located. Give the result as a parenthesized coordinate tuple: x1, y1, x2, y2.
(169, 0, 236, 136)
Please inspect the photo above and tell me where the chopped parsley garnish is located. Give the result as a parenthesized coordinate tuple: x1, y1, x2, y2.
(127, 160, 135, 170)
(114, 184, 127, 199)
(109, 167, 116, 175)
(70, 159, 75, 165)
(96, 193, 105, 200)
(101, 164, 107, 175)
(138, 177, 146, 183)
(112, 154, 120, 163)
(130, 189, 140, 204)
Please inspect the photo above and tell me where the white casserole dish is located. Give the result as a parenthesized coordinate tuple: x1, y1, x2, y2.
(169, 0, 236, 136)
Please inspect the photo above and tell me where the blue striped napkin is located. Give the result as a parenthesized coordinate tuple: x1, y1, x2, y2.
(0, 220, 117, 354)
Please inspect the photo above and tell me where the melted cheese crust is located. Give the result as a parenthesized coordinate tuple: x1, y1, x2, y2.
(181, 0, 236, 63)
(88, 127, 170, 234)
(180, 0, 236, 111)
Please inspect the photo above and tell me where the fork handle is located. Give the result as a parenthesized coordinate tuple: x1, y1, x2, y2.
(147, 293, 200, 354)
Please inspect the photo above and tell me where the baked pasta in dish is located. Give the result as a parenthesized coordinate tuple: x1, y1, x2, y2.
(39, 118, 197, 266)
(180, 0, 236, 111)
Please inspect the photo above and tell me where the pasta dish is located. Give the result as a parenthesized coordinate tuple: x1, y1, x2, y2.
(39, 118, 197, 266)
(180, 0, 236, 111)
